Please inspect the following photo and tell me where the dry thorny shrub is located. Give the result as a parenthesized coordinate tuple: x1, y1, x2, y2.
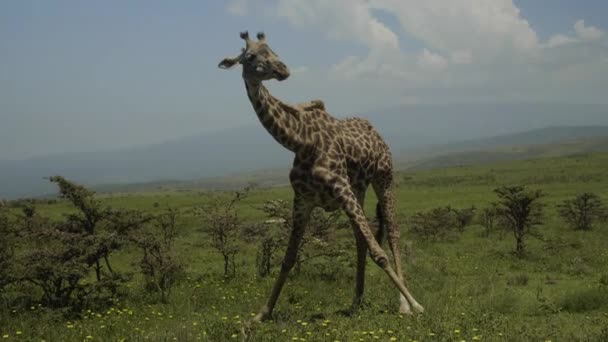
(409, 205, 476, 241)
(494, 185, 545, 257)
(557, 192, 607, 231)
(246, 199, 349, 278)
(0, 177, 182, 311)
(198, 189, 250, 278)
(129, 208, 183, 302)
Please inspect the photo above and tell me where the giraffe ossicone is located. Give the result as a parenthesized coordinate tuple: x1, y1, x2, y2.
(218, 30, 424, 322)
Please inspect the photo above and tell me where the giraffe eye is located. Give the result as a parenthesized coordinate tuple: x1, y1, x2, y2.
(246, 53, 256, 62)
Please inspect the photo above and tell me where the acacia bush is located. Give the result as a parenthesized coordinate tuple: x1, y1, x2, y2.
(494, 185, 545, 257)
(453, 206, 476, 232)
(50, 176, 124, 281)
(200, 190, 248, 278)
(557, 192, 607, 231)
(1, 177, 151, 310)
(15, 205, 93, 309)
(253, 199, 348, 276)
(241, 222, 283, 277)
(0, 204, 16, 292)
(131, 208, 183, 302)
(409, 206, 476, 241)
(478, 203, 507, 238)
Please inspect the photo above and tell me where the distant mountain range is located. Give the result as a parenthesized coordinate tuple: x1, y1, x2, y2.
(395, 126, 608, 165)
(1, 102, 608, 199)
(402, 134, 608, 172)
(94, 128, 608, 194)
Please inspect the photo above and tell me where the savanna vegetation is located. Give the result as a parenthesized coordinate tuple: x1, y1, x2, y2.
(1, 153, 608, 341)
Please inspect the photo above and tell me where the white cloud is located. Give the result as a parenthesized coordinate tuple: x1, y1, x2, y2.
(228, 0, 608, 104)
(450, 50, 473, 65)
(226, 0, 248, 16)
(273, 0, 548, 80)
(544, 34, 578, 49)
(276, 0, 399, 53)
(291, 66, 309, 74)
(370, 0, 540, 57)
(574, 20, 604, 41)
(543, 19, 605, 49)
(417, 49, 448, 71)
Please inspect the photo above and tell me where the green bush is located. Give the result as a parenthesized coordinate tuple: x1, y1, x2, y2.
(0, 204, 16, 292)
(131, 208, 183, 302)
(409, 206, 475, 241)
(561, 288, 608, 313)
(253, 199, 347, 276)
(494, 185, 545, 257)
(507, 274, 529, 286)
(557, 192, 607, 231)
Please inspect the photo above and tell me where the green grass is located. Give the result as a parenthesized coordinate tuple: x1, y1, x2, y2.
(2, 153, 608, 341)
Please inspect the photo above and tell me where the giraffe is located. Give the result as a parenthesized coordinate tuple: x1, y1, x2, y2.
(218, 31, 424, 322)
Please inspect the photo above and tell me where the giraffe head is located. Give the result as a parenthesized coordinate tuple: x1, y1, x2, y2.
(218, 31, 290, 82)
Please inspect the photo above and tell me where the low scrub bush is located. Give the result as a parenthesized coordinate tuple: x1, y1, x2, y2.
(561, 288, 608, 313)
(131, 208, 183, 302)
(409, 205, 476, 241)
(557, 192, 607, 231)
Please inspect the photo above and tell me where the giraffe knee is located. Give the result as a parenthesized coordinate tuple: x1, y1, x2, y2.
(370, 251, 390, 269)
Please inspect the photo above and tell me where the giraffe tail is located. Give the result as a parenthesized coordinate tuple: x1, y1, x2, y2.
(374, 202, 387, 246)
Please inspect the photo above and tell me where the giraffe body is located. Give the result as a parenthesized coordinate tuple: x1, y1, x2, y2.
(219, 31, 424, 322)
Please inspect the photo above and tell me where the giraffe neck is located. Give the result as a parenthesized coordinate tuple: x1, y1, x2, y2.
(244, 80, 304, 152)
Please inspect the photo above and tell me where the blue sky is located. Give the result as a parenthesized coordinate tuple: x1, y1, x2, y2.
(1, 1, 607, 160)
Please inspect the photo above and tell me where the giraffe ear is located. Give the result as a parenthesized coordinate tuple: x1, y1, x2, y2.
(218, 56, 240, 69)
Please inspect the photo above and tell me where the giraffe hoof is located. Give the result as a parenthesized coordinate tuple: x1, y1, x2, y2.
(348, 306, 361, 317)
(240, 322, 253, 342)
(412, 303, 425, 314)
(399, 307, 414, 316)
(252, 310, 272, 323)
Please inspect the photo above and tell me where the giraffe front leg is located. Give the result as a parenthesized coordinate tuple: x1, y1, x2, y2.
(253, 197, 312, 322)
(350, 230, 367, 314)
(350, 187, 368, 314)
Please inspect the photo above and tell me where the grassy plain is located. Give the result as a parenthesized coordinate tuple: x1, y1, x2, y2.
(2, 153, 608, 341)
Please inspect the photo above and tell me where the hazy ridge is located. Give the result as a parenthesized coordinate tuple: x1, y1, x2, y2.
(1, 103, 608, 199)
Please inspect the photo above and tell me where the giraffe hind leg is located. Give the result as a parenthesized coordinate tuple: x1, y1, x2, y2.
(316, 170, 422, 315)
(373, 178, 424, 314)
